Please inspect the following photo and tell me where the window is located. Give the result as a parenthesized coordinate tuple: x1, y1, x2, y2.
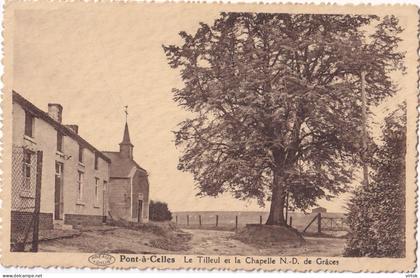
(94, 153, 99, 170)
(57, 132, 63, 152)
(55, 162, 63, 176)
(22, 150, 32, 187)
(78, 146, 83, 163)
(77, 171, 84, 201)
(94, 178, 100, 206)
(24, 111, 34, 137)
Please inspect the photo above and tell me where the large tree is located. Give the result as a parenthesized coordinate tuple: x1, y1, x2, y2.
(163, 13, 405, 225)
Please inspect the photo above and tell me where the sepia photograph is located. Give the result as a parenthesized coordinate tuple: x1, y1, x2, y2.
(1, 1, 417, 272)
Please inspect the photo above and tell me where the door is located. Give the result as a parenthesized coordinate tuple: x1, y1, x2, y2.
(54, 162, 64, 220)
(137, 200, 143, 223)
(102, 181, 107, 223)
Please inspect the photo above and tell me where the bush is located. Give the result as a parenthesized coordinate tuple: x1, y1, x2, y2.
(344, 104, 406, 257)
(149, 200, 172, 222)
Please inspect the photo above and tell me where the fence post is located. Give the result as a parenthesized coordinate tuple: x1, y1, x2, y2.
(259, 215, 262, 225)
(317, 213, 322, 234)
(289, 216, 293, 227)
(187, 215, 189, 226)
(31, 151, 43, 252)
(175, 215, 178, 224)
(235, 215, 238, 230)
(216, 215, 218, 227)
(199, 215, 202, 227)
(285, 192, 289, 223)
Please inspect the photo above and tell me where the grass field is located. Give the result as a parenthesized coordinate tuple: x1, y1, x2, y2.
(172, 211, 347, 234)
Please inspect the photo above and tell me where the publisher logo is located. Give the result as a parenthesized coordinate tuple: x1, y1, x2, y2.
(88, 253, 116, 266)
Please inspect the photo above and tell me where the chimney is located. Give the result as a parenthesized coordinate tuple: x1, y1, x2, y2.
(65, 124, 79, 134)
(48, 103, 63, 123)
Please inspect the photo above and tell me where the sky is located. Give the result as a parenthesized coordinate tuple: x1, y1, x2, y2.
(12, 5, 410, 213)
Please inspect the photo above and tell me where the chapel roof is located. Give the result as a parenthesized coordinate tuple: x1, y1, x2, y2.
(102, 151, 147, 178)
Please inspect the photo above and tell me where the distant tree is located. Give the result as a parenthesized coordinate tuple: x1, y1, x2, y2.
(163, 13, 405, 225)
(344, 103, 406, 257)
(149, 200, 173, 222)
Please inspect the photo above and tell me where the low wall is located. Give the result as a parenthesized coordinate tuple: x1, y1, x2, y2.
(11, 211, 53, 233)
(64, 214, 104, 226)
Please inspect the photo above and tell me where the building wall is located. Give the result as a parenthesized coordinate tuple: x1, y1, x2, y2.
(12, 102, 110, 226)
(13, 102, 57, 215)
(312, 207, 327, 213)
(60, 135, 109, 218)
(108, 177, 131, 221)
(131, 170, 150, 223)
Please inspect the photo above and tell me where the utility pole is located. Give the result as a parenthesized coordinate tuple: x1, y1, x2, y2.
(360, 71, 369, 187)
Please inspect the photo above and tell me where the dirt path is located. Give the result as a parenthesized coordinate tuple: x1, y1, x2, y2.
(38, 226, 346, 257)
(184, 229, 260, 255)
(182, 228, 346, 256)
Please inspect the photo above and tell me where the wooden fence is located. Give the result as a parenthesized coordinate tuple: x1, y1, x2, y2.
(302, 213, 347, 234)
(173, 212, 347, 233)
(173, 213, 294, 230)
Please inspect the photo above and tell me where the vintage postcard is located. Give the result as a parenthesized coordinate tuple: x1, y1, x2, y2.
(0, 1, 418, 272)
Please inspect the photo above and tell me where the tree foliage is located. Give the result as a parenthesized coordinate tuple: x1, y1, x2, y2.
(163, 13, 405, 225)
(344, 103, 406, 257)
(149, 200, 173, 222)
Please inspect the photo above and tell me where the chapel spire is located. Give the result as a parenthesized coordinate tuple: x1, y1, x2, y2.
(119, 106, 134, 159)
(121, 122, 132, 145)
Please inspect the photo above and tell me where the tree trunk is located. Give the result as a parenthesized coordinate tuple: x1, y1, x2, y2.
(266, 169, 287, 226)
